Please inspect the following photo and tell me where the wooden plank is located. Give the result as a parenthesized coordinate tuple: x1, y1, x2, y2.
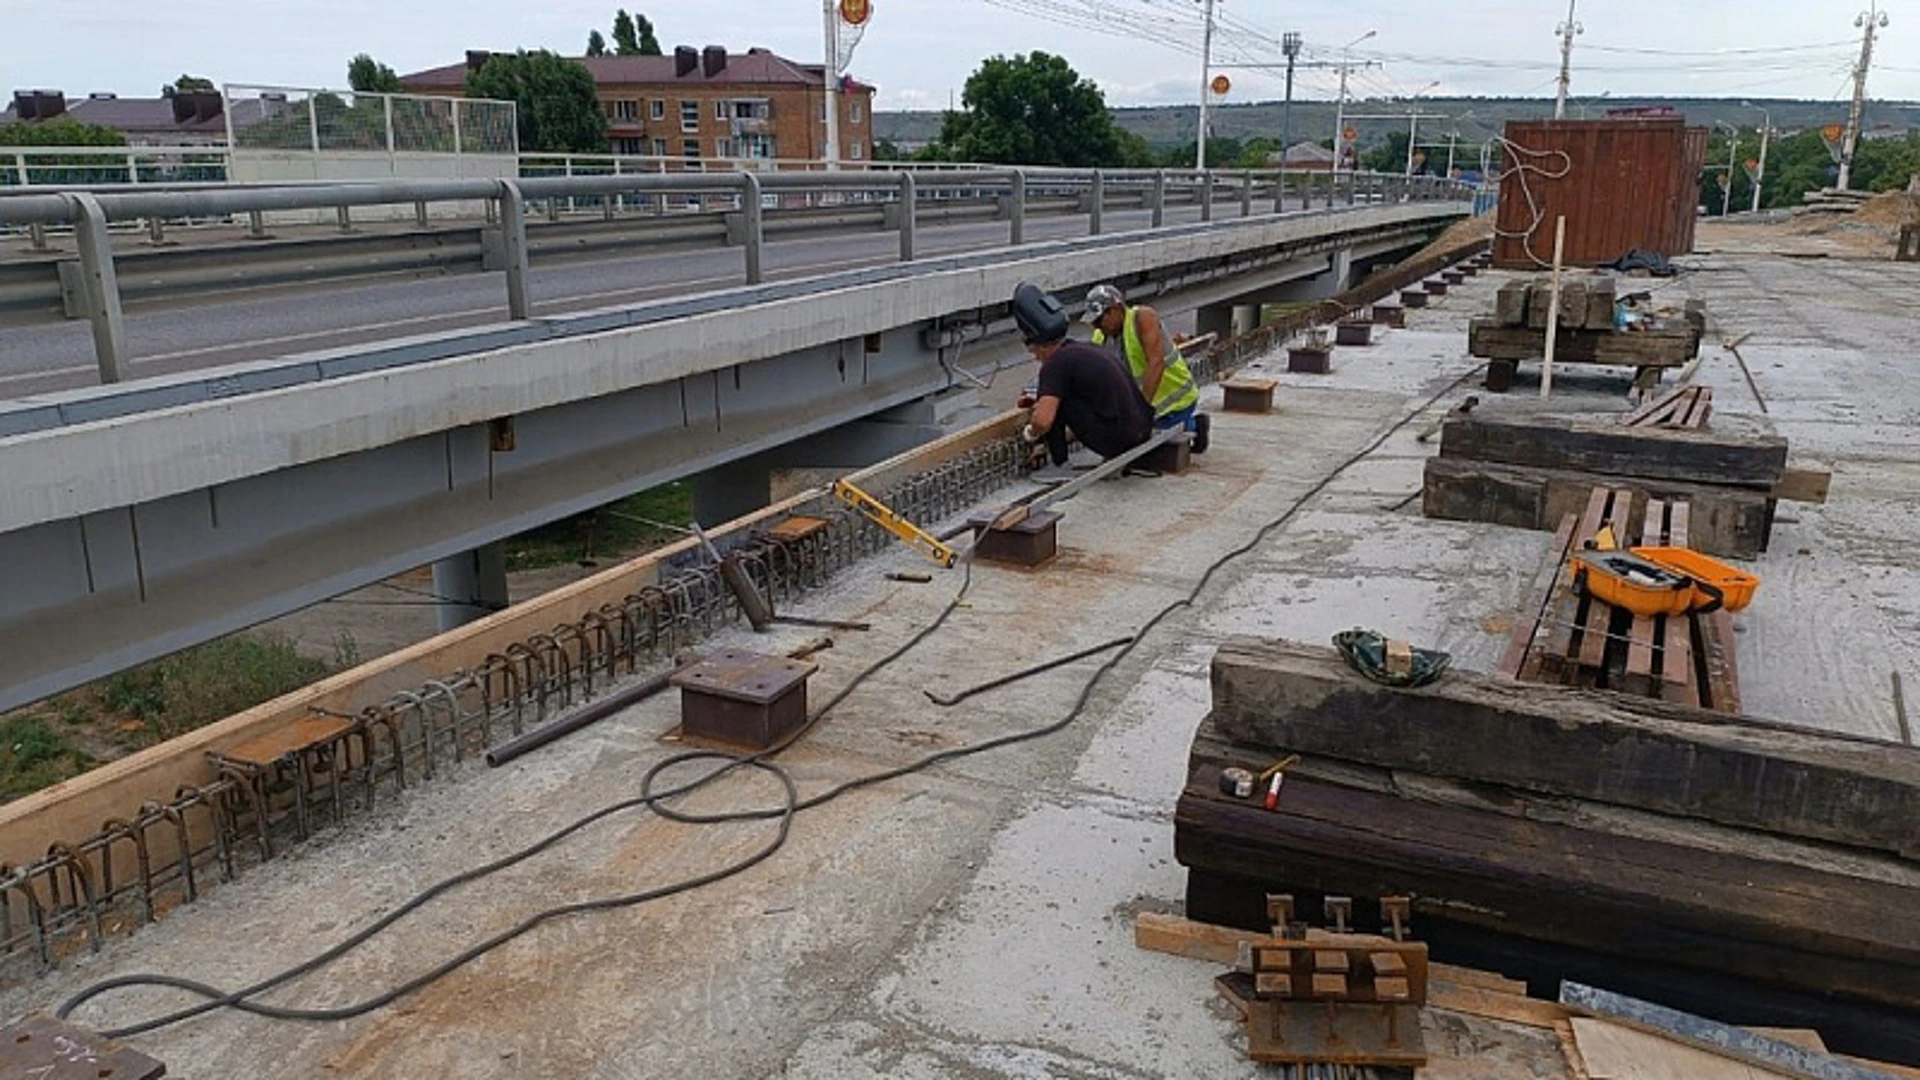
(1571, 1017, 1798, 1080)
(1548, 490, 1614, 675)
(1433, 983, 1570, 1029)
(1421, 457, 1773, 559)
(1775, 466, 1833, 505)
(1578, 489, 1635, 670)
(1176, 745, 1920, 1011)
(1432, 962, 1529, 996)
(1586, 277, 1619, 330)
(1623, 384, 1690, 426)
(1133, 910, 1244, 966)
(1207, 638, 1920, 859)
(1468, 320, 1700, 367)
(1625, 499, 1665, 692)
(1657, 502, 1703, 707)
(1700, 606, 1743, 715)
(1497, 280, 1531, 326)
(1438, 413, 1789, 489)
(1499, 514, 1580, 679)
(1560, 983, 1902, 1080)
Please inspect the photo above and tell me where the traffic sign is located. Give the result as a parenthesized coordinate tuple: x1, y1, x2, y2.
(840, 0, 872, 26)
(1210, 74, 1231, 95)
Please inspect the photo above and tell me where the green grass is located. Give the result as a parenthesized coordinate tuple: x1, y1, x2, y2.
(503, 482, 693, 572)
(0, 715, 96, 799)
(2, 632, 355, 801)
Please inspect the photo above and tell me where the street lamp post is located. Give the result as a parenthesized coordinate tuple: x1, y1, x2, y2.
(1332, 29, 1377, 176)
(1406, 80, 1440, 176)
(1744, 100, 1772, 213)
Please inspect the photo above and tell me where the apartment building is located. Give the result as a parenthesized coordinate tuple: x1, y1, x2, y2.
(401, 45, 875, 163)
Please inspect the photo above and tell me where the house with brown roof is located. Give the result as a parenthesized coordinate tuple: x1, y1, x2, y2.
(400, 45, 875, 164)
(1, 89, 278, 146)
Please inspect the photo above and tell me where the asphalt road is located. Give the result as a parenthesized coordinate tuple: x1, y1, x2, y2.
(0, 204, 1230, 400)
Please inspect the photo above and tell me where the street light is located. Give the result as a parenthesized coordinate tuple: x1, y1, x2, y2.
(1333, 29, 1377, 175)
(1743, 99, 1772, 213)
(1406, 80, 1441, 176)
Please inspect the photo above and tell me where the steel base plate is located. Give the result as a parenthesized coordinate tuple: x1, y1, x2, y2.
(0, 1014, 167, 1079)
(969, 510, 1062, 567)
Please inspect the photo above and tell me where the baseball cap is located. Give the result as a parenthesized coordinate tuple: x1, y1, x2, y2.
(1081, 283, 1125, 323)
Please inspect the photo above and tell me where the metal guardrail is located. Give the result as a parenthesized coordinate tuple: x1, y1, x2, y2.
(0, 167, 1473, 388)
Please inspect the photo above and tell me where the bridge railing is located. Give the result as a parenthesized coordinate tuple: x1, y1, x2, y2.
(0, 168, 1473, 388)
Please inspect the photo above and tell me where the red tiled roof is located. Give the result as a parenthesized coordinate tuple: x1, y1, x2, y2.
(401, 49, 872, 93)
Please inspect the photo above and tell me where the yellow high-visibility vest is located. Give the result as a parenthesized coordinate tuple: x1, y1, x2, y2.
(1093, 306, 1200, 418)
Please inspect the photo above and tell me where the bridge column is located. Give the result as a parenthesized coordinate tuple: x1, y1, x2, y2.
(692, 459, 773, 530)
(432, 542, 509, 633)
(1232, 305, 1262, 336)
(1195, 303, 1235, 342)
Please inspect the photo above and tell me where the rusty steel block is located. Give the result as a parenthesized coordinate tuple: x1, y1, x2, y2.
(0, 1014, 166, 1080)
(1399, 289, 1429, 309)
(1372, 304, 1404, 328)
(1136, 434, 1192, 474)
(969, 509, 1062, 567)
(1334, 321, 1372, 347)
(672, 648, 817, 750)
(1222, 378, 1277, 414)
(1287, 347, 1331, 375)
(1423, 279, 1449, 296)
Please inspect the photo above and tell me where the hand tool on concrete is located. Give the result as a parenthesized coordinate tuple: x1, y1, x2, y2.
(832, 479, 957, 568)
(887, 571, 934, 583)
(692, 521, 776, 631)
(484, 635, 833, 767)
(769, 615, 871, 632)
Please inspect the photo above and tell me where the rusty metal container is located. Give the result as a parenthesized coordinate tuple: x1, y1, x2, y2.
(1493, 118, 1708, 270)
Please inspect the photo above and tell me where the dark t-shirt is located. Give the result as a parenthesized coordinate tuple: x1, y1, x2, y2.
(1036, 340, 1155, 458)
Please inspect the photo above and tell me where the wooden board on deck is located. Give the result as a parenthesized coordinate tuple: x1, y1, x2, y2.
(1571, 1018, 1800, 1080)
(1438, 413, 1788, 489)
(1209, 638, 1920, 858)
(1469, 319, 1700, 366)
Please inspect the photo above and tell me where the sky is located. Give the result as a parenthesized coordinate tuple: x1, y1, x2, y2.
(6, 0, 1913, 114)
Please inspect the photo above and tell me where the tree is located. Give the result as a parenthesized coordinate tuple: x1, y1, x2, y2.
(347, 54, 403, 94)
(611, 10, 661, 56)
(467, 50, 609, 154)
(928, 52, 1129, 168)
(1360, 131, 1411, 174)
(0, 116, 126, 147)
(162, 75, 215, 98)
(586, 30, 608, 57)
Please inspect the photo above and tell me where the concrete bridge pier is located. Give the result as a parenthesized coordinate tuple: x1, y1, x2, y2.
(431, 542, 509, 632)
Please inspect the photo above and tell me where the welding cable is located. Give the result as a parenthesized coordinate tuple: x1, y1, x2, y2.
(58, 366, 1480, 1038)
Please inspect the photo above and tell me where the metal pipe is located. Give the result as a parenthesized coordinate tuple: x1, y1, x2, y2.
(64, 192, 130, 384)
(496, 179, 530, 321)
(741, 173, 764, 284)
(1009, 169, 1026, 245)
(1089, 170, 1104, 236)
(1152, 170, 1167, 228)
(897, 171, 916, 261)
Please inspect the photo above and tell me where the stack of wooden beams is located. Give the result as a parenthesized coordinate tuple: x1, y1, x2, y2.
(1174, 638, 1920, 1065)
(1471, 276, 1704, 392)
(1500, 488, 1740, 712)
(1421, 411, 1789, 558)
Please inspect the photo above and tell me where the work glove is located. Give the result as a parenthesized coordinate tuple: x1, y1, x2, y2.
(1020, 423, 1042, 445)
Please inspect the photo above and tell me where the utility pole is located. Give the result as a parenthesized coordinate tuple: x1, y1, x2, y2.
(1747, 101, 1772, 213)
(1279, 31, 1303, 160)
(1553, 0, 1582, 120)
(822, 0, 841, 168)
(1332, 30, 1377, 176)
(1838, 3, 1889, 191)
(1196, 0, 1217, 170)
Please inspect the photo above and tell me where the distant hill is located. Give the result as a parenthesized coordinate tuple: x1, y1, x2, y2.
(877, 96, 1920, 153)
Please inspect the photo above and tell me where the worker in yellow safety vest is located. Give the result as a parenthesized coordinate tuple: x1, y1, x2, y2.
(1082, 284, 1209, 453)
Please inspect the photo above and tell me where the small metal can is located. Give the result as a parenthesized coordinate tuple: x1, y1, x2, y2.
(1219, 767, 1255, 799)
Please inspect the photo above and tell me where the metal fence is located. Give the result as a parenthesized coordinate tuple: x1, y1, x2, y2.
(223, 84, 518, 156)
